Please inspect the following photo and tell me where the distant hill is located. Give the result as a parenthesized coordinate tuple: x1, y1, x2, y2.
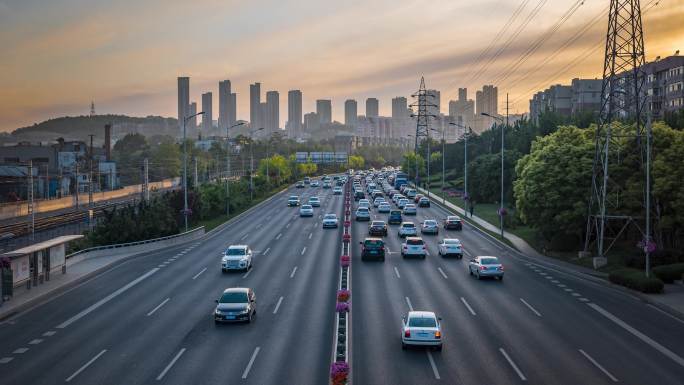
(4, 115, 179, 145)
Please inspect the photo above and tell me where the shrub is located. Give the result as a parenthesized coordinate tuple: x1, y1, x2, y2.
(609, 268, 664, 293)
(330, 362, 349, 385)
(336, 302, 350, 313)
(337, 289, 350, 302)
(652, 263, 684, 284)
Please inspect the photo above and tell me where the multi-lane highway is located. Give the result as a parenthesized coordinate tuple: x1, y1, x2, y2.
(0, 183, 342, 385)
(1, 174, 684, 385)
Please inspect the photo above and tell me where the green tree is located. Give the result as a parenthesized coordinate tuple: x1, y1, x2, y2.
(150, 141, 181, 179)
(349, 155, 365, 170)
(401, 152, 425, 182)
(259, 154, 291, 185)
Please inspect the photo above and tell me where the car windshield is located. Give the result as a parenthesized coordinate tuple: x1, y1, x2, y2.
(219, 292, 248, 303)
(424, 220, 436, 226)
(364, 240, 383, 247)
(225, 248, 246, 256)
(324, 214, 337, 219)
(407, 239, 423, 245)
(301, 205, 312, 209)
(310, 197, 319, 201)
(405, 205, 415, 208)
(390, 211, 401, 215)
(357, 208, 369, 212)
(447, 216, 460, 221)
(371, 221, 384, 226)
(444, 239, 460, 245)
(480, 257, 500, 265)
(408, 317, 436, 327)
(289, 196, 298, 200)
(402, 223, 415, 228)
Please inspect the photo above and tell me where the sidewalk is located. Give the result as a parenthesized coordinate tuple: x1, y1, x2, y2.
(415, 186, 684, 318)
(0, 252, 136, 322)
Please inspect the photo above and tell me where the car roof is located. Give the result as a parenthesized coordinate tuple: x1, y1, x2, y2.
(401, 221, 415, 225)
(423, 219, 437, 223)
(364, 237, 383, 241)
(442, 238, 461, 242)
(447, 215, 460, 219)
(223, 287, 249, 293)
(227, 245, 248, 249)
(301, 204, 312, 208)
(371, 220, 385, 225)
(408, 311, 436, 319)
(420, 197, 429, 200)
(309, 196, 319, 199)
(405, 236, 423, 241)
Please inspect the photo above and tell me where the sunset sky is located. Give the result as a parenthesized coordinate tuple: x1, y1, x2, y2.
(0, 0, 682, 132)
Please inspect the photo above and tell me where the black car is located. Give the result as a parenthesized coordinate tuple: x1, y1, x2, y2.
(388, 210, 403, 225)
(354, 190, 365, 201)
(360, 238, 385, 261)
(368, 220, 388, 236)
(444, 216, 463, 230)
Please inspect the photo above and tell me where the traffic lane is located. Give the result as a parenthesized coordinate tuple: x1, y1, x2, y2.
(245, 196, 343, 384)
(0, 188, 295, 383)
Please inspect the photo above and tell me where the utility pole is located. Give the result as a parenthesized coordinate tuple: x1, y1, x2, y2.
(502, 93, 508, 239)
(88, 134, 94, 209)
(142, 158, 149, 202)
(409, 77, 437, 194)
(75, 162, 80, 209)
(45, 164, 49, 200)
(28, 160, 35, 241)
(194, 157, 199, 188)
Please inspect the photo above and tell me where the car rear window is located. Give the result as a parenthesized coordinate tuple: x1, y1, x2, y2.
(407, 239, 424, 245)
(364, 240, 384, 247)
(480, 257, 499, 265)
(371, 221, 385, 226)
(324, 215, 337, 219)
(408, 317, 436, 327)
(444, 239, 460, 245)
(219, 292, 248, 303)
(424, 220, 437, 226)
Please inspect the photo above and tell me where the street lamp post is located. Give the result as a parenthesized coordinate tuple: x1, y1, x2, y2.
(183, 111, 205, 232)
(450, 122, 472, 216)
(407, 134, 417, 186)
(430, 127, 445, 204)
(481, 112, 505, 238)
(249, 127, 264, 201)
(226, 122, 245, 217)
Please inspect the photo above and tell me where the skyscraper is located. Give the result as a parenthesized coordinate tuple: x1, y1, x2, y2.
(265, 90, 280, 134)
(250, 83, 261, 128)
(427, 89, 441, 117)
(476, 85, 498, 116)
(366, 98, 379, 117)
(304, 112, 320, 132)
(316, 100, 332, 124)
(344, 99, 358, 128)
(201, 92, 213, 131)
(391, 97, 408, 119)
(288, 90, 303, 138)
(218, 80, 231, 131)
(178, 77, 190, 134)
(189, 102, 197, 130)
(458, 88, 467, 102)
(229, 93, 237, 129)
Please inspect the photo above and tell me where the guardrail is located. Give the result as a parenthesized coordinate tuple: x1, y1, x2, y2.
(66, 226, 205, 265)
(331, 180, 352, 385)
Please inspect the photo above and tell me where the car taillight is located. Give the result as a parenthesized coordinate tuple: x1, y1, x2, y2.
(422, 245, 426, 250)
(434, 331, 441, 339)
(404, 330, 411, 338)
(498, 266, 504, 271)
(480, 265, 487, 271)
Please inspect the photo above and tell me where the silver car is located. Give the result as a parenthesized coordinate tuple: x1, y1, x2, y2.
(378, 202, 391, 213)
(355, 207, 371, 221)
(398, 222, 417, 237)
(421, 219, 439, 234)
(308, 196, 321, 207)
(322, 213, 339, 228)
(469, 256, 504, 280)
(401, 311, 442, 350)
(222, 245, 253, 271)
(403, 204, 417, 216)
(398, 198, 410, 209)
(299, 204, 314, 217)
(214, 288, 256, 323)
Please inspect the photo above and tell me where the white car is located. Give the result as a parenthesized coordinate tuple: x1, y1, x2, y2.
(469, 256, 504, 280)
(373, 197, 386, 207)
(401, 237, 427, 258)
(402, 311, 442, 350)
(421, 219, 439, 234)
(222, 245, 253, 271)
(333, 186, 343, 195)
(299, 204, 314, 217)
(403, 204, 417, 216)
(311, 180, 320, 187)
(398, 222, 417, 237)
(398, 199, 410, 209)
(322, 213, 339, 228)
(438, 238, 463, 258)
(355, 207, 371, 221)
(308, 196, 321, 207)
(359, 199, 370, 207)
(378, 202, 391, 213)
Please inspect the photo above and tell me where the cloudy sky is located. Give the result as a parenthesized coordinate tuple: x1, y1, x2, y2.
(0, 0, 682, 132)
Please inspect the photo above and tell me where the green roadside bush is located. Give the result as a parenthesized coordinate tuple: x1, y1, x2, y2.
(608, 268, 664, 294)
(652, 263, 684, 284)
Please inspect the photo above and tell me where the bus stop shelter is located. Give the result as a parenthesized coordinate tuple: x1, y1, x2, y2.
(1, 235, 83, 297)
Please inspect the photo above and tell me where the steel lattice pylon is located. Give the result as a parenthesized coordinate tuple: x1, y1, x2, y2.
(584, 0, 652, 263)
(409, 77, 437, 185)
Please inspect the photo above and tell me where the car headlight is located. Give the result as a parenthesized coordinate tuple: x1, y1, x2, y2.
(215, 309, 222, 315)
(238, 308, 250, 315)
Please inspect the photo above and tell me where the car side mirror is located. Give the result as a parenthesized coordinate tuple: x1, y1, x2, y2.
(438, 317, 443, 321)
(215, 299, 219, 303)
(359, 241, 363, 245)
(402, 316, 406, 323)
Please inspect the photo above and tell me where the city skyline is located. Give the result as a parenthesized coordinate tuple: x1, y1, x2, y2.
(1, 0, 682, 132)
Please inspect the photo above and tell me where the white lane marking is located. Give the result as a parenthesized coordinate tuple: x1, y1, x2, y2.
(301, 247, 307, 255)
(158, 265, 165, 268)
(519, 298, 542, 317)
(286, 222, 291, 229)
(241, 234, 248, 241)
(588, 303, 684, 368)
(242, 347, 261, 379)
(539, 272, 547, 276)
(579, 298, 590, 302)
(263, 247, 270, 255)
(290, 266, 298, 278)
(551, 280, 559, 283)
(56, 268, 159, 329)
(66, 349, 107, 382)
(276, 233, 282, 240)
(460, 297, 476, 316)
(558, 284, 567, 288)
(646, 304, 684, 325)
(147, 298, 171, 316)
(13, 348, 28, 354)
(571, 293, 582, 297)
(405, 297, 414, 311)
(426, 350, 441, 380)
(309, 232, 313, 239)
(242, 269, 252, 279)
(579, 349, 619, 382)
(564, 288, 574, 292)
(499, 348, 527, 381)
(394, 267, 401, 279)
(28, 339, 43, 345)
(0, 357, 13, 364)
(437, 267, 448, 279)
(544, 276, 553, 280)
(273, 296, 284, 314)
(156, 348, 186, 381)
(463, 248, 472, 257)
(192, 267, 207, 280)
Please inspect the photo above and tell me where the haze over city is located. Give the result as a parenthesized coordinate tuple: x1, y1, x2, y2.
(0, 0, 682, 132)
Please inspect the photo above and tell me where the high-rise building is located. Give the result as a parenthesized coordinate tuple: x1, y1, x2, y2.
(458, 88, 467, 102)
(304, 112, 320, 132)
(188, 102, 197, 130)
(448, 88, 475, 133)
(178, 77, 190, 134)
(265, 90, 280, 134)
(229, 93, 237, 129)
(391, 97, 412, 140)
(218, 80, 231, 131)
(530, 79, 601, 124)
(476, 85, 498, 116)
(344, 99, 358, 128)
(316, 100, 332, 124)
(288, 90, 303, 138)
(391, 97, 408, 119)
(259, 102, 268, 133)
(427, 89, 441, 117)
(201, 92, 213, 131)
(366, 98, 379, 117)
(250, 83, 261, 128)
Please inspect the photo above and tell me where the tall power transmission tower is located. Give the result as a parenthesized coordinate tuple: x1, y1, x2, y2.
(409, 77, 437, 189)
(90, 101, 96, 116)
(584, 0, 651, 270)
